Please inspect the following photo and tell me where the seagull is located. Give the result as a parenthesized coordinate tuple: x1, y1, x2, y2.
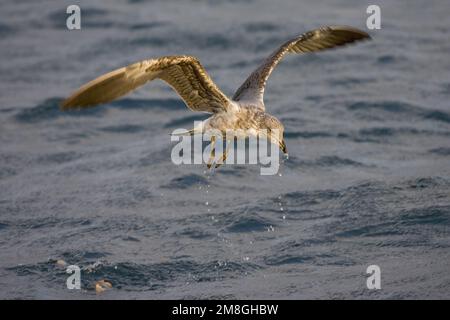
(61, 25, 370, 168)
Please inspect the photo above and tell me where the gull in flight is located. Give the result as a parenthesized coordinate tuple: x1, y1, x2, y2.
(61, 25, 370, 168)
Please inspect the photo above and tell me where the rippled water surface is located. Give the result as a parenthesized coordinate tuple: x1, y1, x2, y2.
(1, 0, 449, 299)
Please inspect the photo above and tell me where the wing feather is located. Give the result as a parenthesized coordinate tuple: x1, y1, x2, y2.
(232, 26, 371, 105)
(61, 55, 230, 113)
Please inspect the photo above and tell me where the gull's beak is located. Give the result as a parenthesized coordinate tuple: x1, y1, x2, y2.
(279, 139, 287, 154)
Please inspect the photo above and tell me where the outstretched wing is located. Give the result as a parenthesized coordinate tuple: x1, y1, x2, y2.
(232, 26, 371, 106)
(61, 55, 231, 113)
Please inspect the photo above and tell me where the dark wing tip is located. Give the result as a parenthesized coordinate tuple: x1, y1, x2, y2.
(59, 95, 97, 111)
(59, 96, 82, 111)
(59, 97, 78, 111)
(59, 85, 103, 111)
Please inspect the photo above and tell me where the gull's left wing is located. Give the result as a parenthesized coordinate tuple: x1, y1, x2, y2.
(232, 26, 371, 107)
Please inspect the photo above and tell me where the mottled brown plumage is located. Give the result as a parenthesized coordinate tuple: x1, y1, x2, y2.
(61, 26, 371, 163)
(61, 56, 230, 113)
(233, 26, 370, 105)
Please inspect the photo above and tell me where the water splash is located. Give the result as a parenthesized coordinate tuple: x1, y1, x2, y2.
(277, 195, 286, 221)
(201, 170, 213, 214)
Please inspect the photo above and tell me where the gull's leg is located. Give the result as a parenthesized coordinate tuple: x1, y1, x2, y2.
(206, 136, 216, 169)
(214, 139, 230, 169)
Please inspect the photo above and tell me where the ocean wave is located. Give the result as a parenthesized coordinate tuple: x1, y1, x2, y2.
(285, 155, 368, 168)
(14, 98, 105, 123)
(8, 258, 261, 292)
(162, 174, 211, 189)
(428, 147, 450, 156)
(36, 151, 83, 165)
(223, 212, 276, 233)
(422, 110, 450, 123)
(98, 124, 147, 134)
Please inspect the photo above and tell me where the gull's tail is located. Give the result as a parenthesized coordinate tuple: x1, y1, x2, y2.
(170, 129, 196, 137)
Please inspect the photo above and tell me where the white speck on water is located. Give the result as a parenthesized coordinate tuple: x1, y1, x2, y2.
(217, 260, 227, 267)
(55, 259, 67, 268)
(95, 280, 112, 294)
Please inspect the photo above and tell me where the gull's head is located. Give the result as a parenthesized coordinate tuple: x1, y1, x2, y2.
(259, 114, 287, 155)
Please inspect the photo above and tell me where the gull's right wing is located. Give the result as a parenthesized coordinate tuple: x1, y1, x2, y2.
(61, 55, 231, 113)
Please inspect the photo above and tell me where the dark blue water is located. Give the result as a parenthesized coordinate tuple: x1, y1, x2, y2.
(0, 0, 449, 299)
